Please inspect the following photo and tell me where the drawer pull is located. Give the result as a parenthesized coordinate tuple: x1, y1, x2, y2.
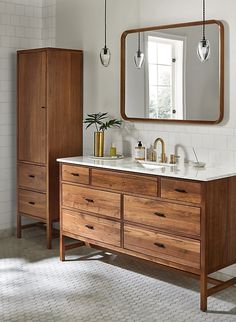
(28, 175, 35, 178)
(85, 198, 94, 203)
(154, 212, 166, 218)
(28, 201, 35, 205)
(154, 242, 165, 248)
(85, 224, 94, 230)
(175, 188, 187, 193)
(71, 173, 80, 177)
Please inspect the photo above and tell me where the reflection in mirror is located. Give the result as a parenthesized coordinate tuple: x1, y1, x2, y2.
(122, 21, 224, 123)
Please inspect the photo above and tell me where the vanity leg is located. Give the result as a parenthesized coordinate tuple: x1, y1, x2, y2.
(17, 213, 22, 238)
(200, 272, 208, 312)
(46, 222, 52, 249)
(60, 234, 65, 261)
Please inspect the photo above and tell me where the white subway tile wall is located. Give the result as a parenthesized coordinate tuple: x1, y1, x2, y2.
(84, 121, 236, 169)
(0, 0, 56, 235)
(42, 0, 55, 46)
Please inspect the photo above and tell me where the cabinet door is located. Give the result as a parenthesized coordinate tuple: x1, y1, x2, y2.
(18, 51, 47, 164)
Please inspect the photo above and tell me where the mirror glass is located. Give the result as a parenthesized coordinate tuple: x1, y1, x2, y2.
(121, 21, 224, 123)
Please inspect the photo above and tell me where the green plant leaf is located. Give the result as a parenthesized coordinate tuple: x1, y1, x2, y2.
(84, 113, 122, 132)
(99, 119, 122, 131)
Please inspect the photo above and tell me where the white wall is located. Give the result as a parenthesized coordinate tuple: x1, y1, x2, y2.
(42, 0, 56, 47)
(56, 0, 140, 155)
(0, 0, 55, 237)
(55, 0, 236, 167)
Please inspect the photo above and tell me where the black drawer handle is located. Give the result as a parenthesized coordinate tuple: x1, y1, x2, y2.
(154, 212, 166, 218)
(85, 224, 94, 230)
(41, 106, 46, 109)
(71, 173, 80, 177)
(175, 188, 187, 193)
(28, 201, 35, 205)
(28, 175, 35, 178)
(85, 198, 94, 203)
(154, 242, 165, 248)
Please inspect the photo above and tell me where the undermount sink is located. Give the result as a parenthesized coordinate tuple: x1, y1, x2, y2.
(137, 160, 176, 170)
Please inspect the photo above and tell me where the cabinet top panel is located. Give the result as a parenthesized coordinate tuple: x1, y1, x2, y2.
(17, 47, 83, 54)
(57, 156, 236, 182)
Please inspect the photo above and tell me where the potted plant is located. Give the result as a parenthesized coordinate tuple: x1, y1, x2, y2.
(84, 113, 122, 157)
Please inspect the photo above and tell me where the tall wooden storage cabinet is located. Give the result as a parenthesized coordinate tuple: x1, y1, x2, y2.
(17, 48, 83, 248)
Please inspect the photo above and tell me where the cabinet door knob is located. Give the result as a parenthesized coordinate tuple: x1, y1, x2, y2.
(154, 212, 166, 218)
(41, 106, 46, 109)
(28, 201, 35, 205)
(85, 224, 94, 230)
(71, 173, 80, 177)
(85, 198, 94, 203)
(28, 175, 35, 178)
(175, 188, 187, 193)
(154, 242, 165, 248)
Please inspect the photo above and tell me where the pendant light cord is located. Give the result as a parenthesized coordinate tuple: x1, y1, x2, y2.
(203, 0, 206, 41)
(138, 32, 141, 53)
(104, 0, 107, 49)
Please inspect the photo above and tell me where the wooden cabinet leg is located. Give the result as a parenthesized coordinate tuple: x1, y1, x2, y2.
(200, 272, 208, 312)
(60, 234, 65, 261)
(46, 222, 52, 249)
(17, 213, 22, 238)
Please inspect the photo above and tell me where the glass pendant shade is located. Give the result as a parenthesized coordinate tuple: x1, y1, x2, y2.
(100, 46, 111, 67)
(134, 50, 145, 69)
(197, 39, 211, 62)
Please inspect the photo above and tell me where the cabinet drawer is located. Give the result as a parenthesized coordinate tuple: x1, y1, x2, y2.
(18, 189, 46, 219)
(124, 225, 200, 269)
(62, 164, 89, 185)
(62, 209, 121, 247)
(92, 169, 157, 197)
(124, 196, 200, 237)
(18, 163, 46, 192)
(161, 178, 202, 204)
(62, 184, 121, 219)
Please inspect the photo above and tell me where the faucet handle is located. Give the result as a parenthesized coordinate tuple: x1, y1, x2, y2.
(170, 154, 179, 164)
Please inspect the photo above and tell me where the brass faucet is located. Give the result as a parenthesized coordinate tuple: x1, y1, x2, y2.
(154, 138, 166, 163)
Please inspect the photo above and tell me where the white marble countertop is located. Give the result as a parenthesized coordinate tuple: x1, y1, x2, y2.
(57, 156, 236, 182)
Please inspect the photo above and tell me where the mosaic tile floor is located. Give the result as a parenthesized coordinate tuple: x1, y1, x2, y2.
(0, 230, 236, 322)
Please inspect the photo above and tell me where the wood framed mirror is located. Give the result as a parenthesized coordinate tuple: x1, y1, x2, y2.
(120, 20, 224, 124)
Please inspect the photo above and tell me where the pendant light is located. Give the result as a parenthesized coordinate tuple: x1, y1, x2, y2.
(134, 32, 145, 69)
(197, 0, 210, 62)
(100, 0, 111, 67)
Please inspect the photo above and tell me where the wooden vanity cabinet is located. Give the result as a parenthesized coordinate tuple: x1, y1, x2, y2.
(59, 164, 236, 311)
(17, 48, 83, 248)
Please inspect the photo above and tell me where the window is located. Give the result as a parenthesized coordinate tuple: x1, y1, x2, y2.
(146, 33, 185, 119)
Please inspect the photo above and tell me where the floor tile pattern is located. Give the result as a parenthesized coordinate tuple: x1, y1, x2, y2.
(0, 230, 236, 322)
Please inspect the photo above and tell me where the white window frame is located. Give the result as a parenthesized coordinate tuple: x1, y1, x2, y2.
(144, 31, 186, 119)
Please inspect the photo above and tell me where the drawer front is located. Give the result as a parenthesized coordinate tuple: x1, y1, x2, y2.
(161, 178, 202, 204)
(18, 163, 46, 192)
(62, 164, 89, 185)
(62, 184, 121, 219)
(62, 209, 121, 247)
(124, 196, 200, 237)
(124, 225, 200, 269)
(18, 189, 46, 219)
(92, 169, 157, 197)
